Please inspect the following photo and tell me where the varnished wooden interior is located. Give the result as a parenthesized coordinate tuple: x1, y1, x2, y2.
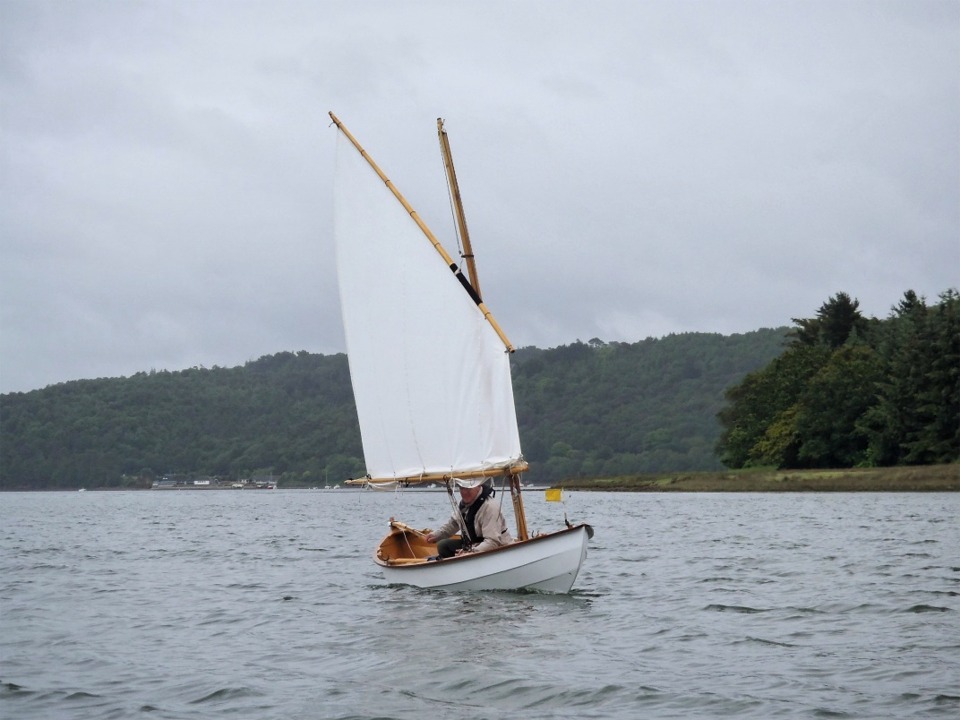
(375, 523, 454, 566)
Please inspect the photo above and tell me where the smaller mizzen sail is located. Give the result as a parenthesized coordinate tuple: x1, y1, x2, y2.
(332, 119, 522, 483)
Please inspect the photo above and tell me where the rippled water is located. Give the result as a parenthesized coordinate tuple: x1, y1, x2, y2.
(1, 490, 957, 719)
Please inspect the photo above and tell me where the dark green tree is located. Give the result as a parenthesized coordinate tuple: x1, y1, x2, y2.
(719, 288, 959, 470)
(859, 290, 929, 465)
(717, 342, 830, 467)
(789, 291, 869, 349)
(791, 345, 882, 467)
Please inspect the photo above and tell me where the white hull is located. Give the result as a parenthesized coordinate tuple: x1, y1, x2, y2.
(377, 524, 590, 593)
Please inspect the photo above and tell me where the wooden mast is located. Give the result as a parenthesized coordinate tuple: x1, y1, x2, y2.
(437, 117, 529, 541)
(329, 111, 514, 353)
(437, 118, 481, 300)
(509, 475, 530, 541)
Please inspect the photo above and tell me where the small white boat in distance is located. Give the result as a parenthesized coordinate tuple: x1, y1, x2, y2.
(330, 113, 592, 592)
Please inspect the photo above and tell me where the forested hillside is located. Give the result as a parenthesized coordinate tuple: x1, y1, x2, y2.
(511, 331, 787, 478)
(1, 329, 787, 489)
(717, 289, 959, 469)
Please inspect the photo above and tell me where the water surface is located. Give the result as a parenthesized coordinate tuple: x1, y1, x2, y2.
(1, 490, 957, 719)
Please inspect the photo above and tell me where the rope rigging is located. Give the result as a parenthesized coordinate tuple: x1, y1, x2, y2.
(440, 147, 466, 268)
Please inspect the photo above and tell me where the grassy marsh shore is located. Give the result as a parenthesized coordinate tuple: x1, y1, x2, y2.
(556, 464, 959, 492)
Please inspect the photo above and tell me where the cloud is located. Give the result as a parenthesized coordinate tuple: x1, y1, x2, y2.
(1, 0, 957, 392)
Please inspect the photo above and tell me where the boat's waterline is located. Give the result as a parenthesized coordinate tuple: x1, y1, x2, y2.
(377, 524, 590, 593)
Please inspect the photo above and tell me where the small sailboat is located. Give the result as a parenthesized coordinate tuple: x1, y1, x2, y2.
(330, 112, 592, 592)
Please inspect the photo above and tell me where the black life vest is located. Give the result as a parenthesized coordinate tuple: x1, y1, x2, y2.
(459, 484, 495, 544)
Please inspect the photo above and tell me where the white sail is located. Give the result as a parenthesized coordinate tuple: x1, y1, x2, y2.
(333, 128, 522, 481)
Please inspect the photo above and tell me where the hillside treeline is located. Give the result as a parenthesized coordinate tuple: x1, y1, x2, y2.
(511, 331, 786, 479)
(1, 329, 787, 489)
(716, 289, 959, 469)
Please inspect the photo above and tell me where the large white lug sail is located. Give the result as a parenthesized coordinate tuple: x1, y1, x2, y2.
(333, 129, 522, 481)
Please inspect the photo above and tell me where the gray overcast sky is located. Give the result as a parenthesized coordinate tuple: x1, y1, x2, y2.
(1, 0, 957, 393)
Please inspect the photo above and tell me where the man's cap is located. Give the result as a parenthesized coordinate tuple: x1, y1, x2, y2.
(454, 477, 486, 489)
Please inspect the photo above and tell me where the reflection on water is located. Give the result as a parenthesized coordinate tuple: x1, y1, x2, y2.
(1, 490, 957, 719)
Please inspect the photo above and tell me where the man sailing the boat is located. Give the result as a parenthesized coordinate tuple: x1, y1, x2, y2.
(426, 479, 513, 558)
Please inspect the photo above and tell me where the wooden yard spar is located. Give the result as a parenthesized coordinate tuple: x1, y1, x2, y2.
(329, 112, 512, 353)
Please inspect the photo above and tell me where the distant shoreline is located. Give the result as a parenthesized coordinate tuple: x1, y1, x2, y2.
(3, 466, 957, 493)
(553, 464, 959, 492)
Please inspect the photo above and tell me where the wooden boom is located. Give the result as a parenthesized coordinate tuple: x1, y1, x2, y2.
(344, 460, 530, 487)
